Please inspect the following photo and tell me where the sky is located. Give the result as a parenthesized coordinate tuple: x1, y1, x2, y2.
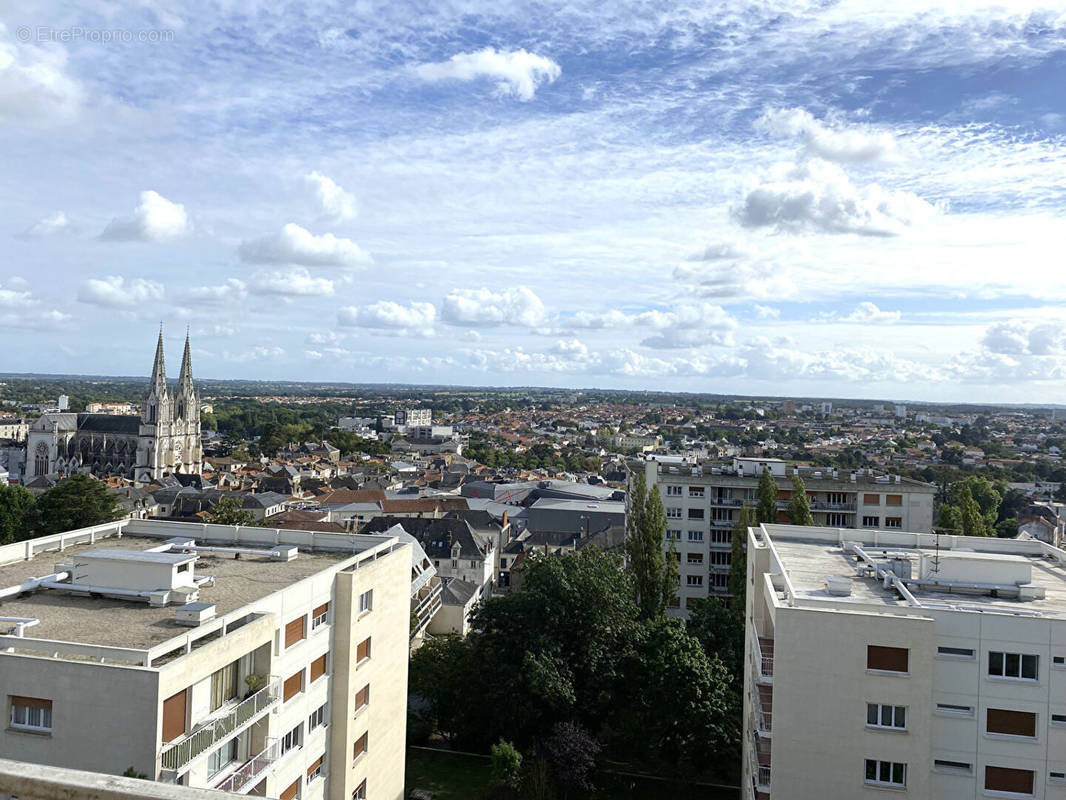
(2, 1, 1066, 402)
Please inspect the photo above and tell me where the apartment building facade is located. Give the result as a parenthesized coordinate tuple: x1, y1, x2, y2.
(743, 522, 1066, 800)
(0, 518, 409, 800)
(636, 456, 936, 613)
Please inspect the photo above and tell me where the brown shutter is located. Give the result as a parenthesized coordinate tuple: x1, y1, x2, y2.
(306, 755, 324, 777)
(356, 637, 371, 662)
(310, 654, 327, 683)
(162, 689, 187, 742)
(355, 684, 370, 710)
(313, 602, 329, 618)
(986, 766, 1034, 794)
(867, 645, 909, 673)
(886, 494, 903, 506)
(11, 696, 51, 710)
(864, 494, 880, 504)
(353, 732, 368, 759)
(987, 708, 1037, 737)
(280, 778, 300, 800)
(283, 670, 303, 702)
(285, 617, 305, 648)
(777, 490, 791, 501)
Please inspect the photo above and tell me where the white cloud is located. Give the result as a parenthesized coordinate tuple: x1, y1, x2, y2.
(238, 223, 371, 267)
(757, 107, 898, 163)
(413, 47, 561, 101)
(0, 280, 34, 308)
(840, 302, 901, 324)
(77, 276, 164, 308)
(100, 191, 190, 242)
(338, 300, 437, 330)
(754, 305, 780, 320)
(735, 159, 939, 236)
(20, 211, 71, 238)
(0, 28, 82, 122)
(982, 319, 1066, 356)
(306, 171, 357, 221)
(228, 346, 285, 362)
(441, 286, 546, 327)
(185, 279, 248, 305)
(688, 240, 752, 261)
(249, 268, 335, 296)
(567, 303, 737, 348)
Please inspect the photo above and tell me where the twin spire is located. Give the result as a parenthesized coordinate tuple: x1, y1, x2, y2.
(149, 326, 193, 392)
(145, 326, 195, 425)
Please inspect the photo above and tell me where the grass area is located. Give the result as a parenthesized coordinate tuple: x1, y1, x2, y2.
(405, 747, 739, 800)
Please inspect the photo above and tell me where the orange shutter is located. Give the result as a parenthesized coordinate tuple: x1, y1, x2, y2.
(356, 637, 371, 662)
(864, 493, 880, 505)
(285, 617, 305, 648)
(280, 778, 300, 800)
(886, 494, 903, 506)
(310, 654, 327, 682)
(162, 689, 187, 742)
(355, 684, 370, 710)
(313, 602, 329, 618)
(11, 696, 51, 710)
(306, 755, 324, 777)
(353, 732, 368, 759)
(283, 670, 303, 702)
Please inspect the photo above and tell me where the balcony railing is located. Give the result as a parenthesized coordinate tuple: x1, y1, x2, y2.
(750, 739, 771, 791)
(411, 579, 444, 640)
(750, 682, 772, 736)
(214, 738, 279, 794)
(161, 679, 280, 772)
(752, 635, 774, 684)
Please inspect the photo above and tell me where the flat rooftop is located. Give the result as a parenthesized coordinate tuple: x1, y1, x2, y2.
(762, 524, 1066, 619)
(0, 535, 349, 650)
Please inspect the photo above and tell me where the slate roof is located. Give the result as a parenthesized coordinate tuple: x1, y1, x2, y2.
(77, 414, 141, 435)
(440, 576, 479, 606)
(358, 516, 489, 560)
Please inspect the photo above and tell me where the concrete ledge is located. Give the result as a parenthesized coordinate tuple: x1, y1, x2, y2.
(0, 757, 238, 799)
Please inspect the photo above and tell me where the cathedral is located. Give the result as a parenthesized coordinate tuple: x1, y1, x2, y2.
(27, 330, 203, 484)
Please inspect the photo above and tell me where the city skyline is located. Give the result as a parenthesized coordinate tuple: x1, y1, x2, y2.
(3, 2, 1066, 400)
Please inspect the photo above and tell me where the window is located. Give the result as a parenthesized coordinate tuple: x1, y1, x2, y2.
(934, 760, 972, 774)
(210, 660, 240, 711)
(710, 551, 731, 566)
(311, 603, 329, 630)
(1052, 772, 1066, 783)
(10, 697, 52, 733)
(867, 645, 909, 673)
(686, 575, 703, 587)
(688, 487, 705, 497)
(162, 689, 187, 742)
(668, 596, 681, 608)
(711, 573, 728, 589)
(687, 508, 705, 520)
(866, 703, 906, 730)
(1054, 655, 1065, 667)
(937, 646, 975, 660)
(500, 558, 508, 569)
(207, 737, 239, 779)
(358, 589, 373, 614)
(308, 704, 327, 731)
(936, 703, 974, 717)
(985, 766, 1034, 795)
(826, 513, 848, 526)
(687, 530, 704, 543)
(989, 651, 1038, 681)
(451, 559, 458, 569)
(354, 684, 370, 714)
(862, 516, 879, 528)
(864, 760, 906, 788)
(711, 529, 732, 544)
(310, 654, 327, 683)
(284, 670, 304, 702)
(285, 616, 306, 649)
(863, 494, 880, 505)
(827, 492, 847, 505)
(666, 507, 682, 519)
(469, 560, 477, 568)
(666, 529, 681, 540)
(353, 780, 367, 800)
(987, 708, 1037, 738)
(280, 779, 300, 800)
(356, 637, 371, 665)
(666, 485, 682, 496)
(884, 517, 902, 528)
(306, 755, 324, 783)
(281, 723, 302, 755)
(687, 553, 703, 564)
(353, 731, 368, 762)
(886, 494, 903, 506)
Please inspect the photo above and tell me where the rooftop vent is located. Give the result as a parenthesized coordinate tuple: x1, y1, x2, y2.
(175, 602, 216, 627)
(825, 576, 852, 596)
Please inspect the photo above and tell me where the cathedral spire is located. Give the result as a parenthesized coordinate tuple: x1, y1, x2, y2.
(150, 324, 167, 388)
(177, 328, 193, 390)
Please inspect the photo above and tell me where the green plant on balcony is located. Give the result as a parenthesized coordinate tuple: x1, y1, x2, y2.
(243, 673, 266, 698)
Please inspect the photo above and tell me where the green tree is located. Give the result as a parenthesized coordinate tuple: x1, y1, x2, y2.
(625, 472, 676, 619)
(786, 473, 814, 526)
(490, 739, 523, 789)
(33, 474, 121, 535)
(205, 496, 259, 526)
(755, 468, 778, 525)
(686, 597, 745, 678)
(956, 485, 988, 537)
(0, 485, 36, 544)
(727, 503, 753, 605)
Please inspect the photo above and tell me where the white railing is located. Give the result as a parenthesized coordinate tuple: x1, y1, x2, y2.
(750, 683, 771, 735)
(752, 635, 774, 683)
(161, 679, 280, 772)
(214, 738, 279, 794)
(750, 741, 771, 791)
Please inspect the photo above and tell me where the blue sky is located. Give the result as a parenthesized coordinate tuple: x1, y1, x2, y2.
(2, 1, 1066, 401)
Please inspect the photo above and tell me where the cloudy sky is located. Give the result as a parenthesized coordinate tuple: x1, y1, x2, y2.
(3, 2, 1066, 401)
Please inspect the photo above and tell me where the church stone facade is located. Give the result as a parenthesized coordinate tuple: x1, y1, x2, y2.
(27, 331, 202, 484)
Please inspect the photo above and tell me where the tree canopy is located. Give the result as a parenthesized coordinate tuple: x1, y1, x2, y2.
(625, 472, 676, 619)
(786, 473, 814, 526)
(33, 475, 121, 536)
(205, 496, 260, 526)
(0, 485, 36, 544)
(756, 468, 778, 525)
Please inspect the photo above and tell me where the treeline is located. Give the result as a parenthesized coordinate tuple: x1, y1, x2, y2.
(0, 476, 121, 545)
(464, 434, 602, 473)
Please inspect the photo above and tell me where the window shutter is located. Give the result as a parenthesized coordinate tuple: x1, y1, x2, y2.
(357, 637, 371, 662)
(283, 670, 303, 702)
(11, 696, 52, 710)
(985, 766, 1034, 794)
(306, 755, 324, 777)
(280, 778, 300, 800)
(285, 617, 305, 648)
(867, 645, 909, 672)
(313, 602, 329, 618)
(310, 654, 327, 683)
(162, 689, 187, 742)
(987, 708, 1037, 737)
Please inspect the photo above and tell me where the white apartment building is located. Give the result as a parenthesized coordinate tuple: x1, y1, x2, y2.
(0, 518, 410, 800)
(743, 522, 1066, 800)
(637, 457, 936, 613)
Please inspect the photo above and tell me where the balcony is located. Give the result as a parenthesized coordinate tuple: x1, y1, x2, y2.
(214, 738, 279, 794)
(411, 576, 443, 640)
(750, 737, 771, 793)
(161, 679, 280, 773)
(752, 634, 774, 684)
(712, 498, 743, 507)
(750, 681, 772, 737)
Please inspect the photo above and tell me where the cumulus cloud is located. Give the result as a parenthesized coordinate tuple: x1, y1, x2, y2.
(674, 259, 797, 301)
(566, 302, 737, 348)
(414, 47, 561, 101)
(228, 346, 285, 362)
(306, 171, 357, 221)
(0, 280, 34, 308)
(735, 159, 939, 236)
(441, 286, 546, 327)
(19, 211, 72, 238)
(982, 319, 1066, 356)
(249, 268, 335, 296)
(0, 29, 83, 122)
(840, 302, 901, 324)
(687, 240, 752, 262)
(754, 305, 780, 320)
(100, 191, 190, 241)
(77, 276, 164, 308)
(338, 300, 437, 331)
(185, 279, 248, 305)
(238, 223, 371, 267)
(757, 107, 898, 163)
